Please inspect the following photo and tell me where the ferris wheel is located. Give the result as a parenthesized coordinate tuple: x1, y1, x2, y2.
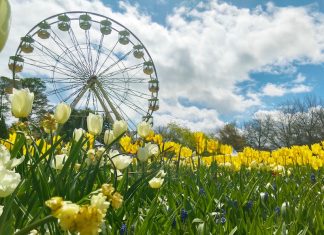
(8, 11, 159, 129)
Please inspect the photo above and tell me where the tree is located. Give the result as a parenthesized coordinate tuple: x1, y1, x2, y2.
(244, 115, 273, 150)
(0, 76, 11, 117)
(0, 115, 9, 139)
(156, 123, 196, 149)
(217, 123, 246, 151)
(243, 96, 324, 149)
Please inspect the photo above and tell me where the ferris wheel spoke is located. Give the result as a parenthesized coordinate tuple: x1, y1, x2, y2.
(95, 40, 118, 75)
(93, 34, 104, 74)
(23, 57, 83, 80)
(103, 82, 151, 99)
(50, 29, 89, 75)
(23, 55, 83, 79)
(85, 30, 94, 74)
(68, 27, 92, 74)
(39, 77, 83, 85)
(64, 85, 86, 103)
(31, 40, 84, 77)
(41, 78, 83, 84)
(100, 76, 148, 84)
(99, 62, 144, 78)
(105, 91, 138, 129)
(104, 86, 148, 115)
(97, 48, 134, 77)
(23, 60, 80, 79)
(48, 84, 82, 96)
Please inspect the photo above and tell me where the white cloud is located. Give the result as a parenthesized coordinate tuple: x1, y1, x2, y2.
(262, 83, 286, 97)
(1, 0, 324, 131)
(261, 82, 312, 97)
(155, 99, 224, 132)
(290, 84, 312, 93)
(294, 73, 306, 83)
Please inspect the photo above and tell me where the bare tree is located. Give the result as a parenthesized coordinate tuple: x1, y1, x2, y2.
(244, 115, 273, 150)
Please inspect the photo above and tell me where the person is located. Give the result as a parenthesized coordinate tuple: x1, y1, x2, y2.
(0, 0, 11, 52)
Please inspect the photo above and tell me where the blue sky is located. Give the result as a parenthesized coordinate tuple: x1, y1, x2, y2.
(2, 0, 324, 131)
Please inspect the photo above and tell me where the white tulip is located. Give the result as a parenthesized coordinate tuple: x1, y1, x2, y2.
(0, 144, 24, 170)
(0, 205, 3, 216)
(149, 177, 164, 189)
(137, 121, 152, 138)
(73, 128, 85, 142)
(9, 88, 34, 118)
(87, 113, 103, 135)
(51, 154, 67, 170)
(54, 103, 71, 124)
(104, 130, 115, 145)
(113, 120, 128, 137)
(137, 143, 159, 162)
(145, 143, 159, 157)
(0, 166, 21, 197)
(137, 146, 150, 162)
(0, 145, 23, 198)
(110, 151, 132, 170)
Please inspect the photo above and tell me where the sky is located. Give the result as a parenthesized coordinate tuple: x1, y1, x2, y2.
(1, 0, 324, 132)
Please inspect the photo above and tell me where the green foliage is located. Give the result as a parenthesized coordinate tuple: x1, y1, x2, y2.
(218, 123, 246, 151)
(157, 123, 196, 149)
(0, 115, 9, 139)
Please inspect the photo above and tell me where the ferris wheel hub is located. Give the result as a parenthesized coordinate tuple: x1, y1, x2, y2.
(87, 75, 97, 85)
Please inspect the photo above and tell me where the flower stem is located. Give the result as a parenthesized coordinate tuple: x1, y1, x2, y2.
(14, 215, 55, 235)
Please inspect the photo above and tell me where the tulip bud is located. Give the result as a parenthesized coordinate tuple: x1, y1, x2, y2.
(87, 113, 103, 135)
(104, 130, 115, 145)
(149, 177, 164, 189)
(73, 128, 85, 142)
(113, 120, 128, 137)
(137, 121, 152, 138)
(54, 103, 71, 124)
(9, 88, 34, 118)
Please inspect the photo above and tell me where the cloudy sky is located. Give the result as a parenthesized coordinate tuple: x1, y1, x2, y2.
(1, 0, 324, 132)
